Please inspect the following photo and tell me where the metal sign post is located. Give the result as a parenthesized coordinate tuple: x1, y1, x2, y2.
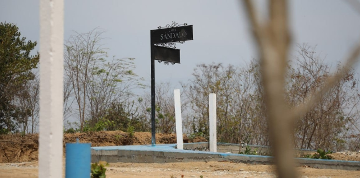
(150, 22, 193, 146)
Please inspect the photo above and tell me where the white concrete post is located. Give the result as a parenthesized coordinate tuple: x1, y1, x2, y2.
(174, 89, 183, 150)
(39, 0, 64, 178)
(209, 93, 217, 152)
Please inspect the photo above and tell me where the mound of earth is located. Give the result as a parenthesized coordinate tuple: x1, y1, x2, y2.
(0, 131, 206, 163)
(1, 131, 359, 163)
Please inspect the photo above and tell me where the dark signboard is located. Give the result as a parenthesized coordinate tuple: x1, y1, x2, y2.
(152, 45, 180, 63)
(151, 25, 193, 44)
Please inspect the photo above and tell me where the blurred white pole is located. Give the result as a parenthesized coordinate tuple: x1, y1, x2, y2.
(209, 93, 217, 152)
(174, 89, 183, 150)
(39, 0, 64, 178)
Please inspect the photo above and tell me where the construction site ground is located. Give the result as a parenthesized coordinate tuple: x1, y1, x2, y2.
(0, 131, 359, 177)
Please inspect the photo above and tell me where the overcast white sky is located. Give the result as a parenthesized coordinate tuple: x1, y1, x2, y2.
(1, 0, 360, 88)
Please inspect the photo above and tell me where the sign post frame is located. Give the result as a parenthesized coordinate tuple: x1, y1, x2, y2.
(150, 23, 193, 146)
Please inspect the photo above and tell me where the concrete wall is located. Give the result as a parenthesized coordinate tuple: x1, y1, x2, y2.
(91, 143, 360, 170)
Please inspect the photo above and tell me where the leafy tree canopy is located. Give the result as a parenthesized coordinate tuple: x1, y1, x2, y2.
(0, 22, 39, 134)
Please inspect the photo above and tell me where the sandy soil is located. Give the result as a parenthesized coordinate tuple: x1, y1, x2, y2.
(1, 160, 359, 178)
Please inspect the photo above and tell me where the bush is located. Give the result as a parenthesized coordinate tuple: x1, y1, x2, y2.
(64, 128, 77, 133)
(91, 162, 107, 178)
(311, 149, 333, 159)
(303, 149, 333, 159)
(83, 118, 115, 132)
(239, 145, 258, 155)
(127, 125, 135, 137)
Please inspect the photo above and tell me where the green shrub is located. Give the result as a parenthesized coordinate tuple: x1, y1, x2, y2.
(188, 132, 205, 140)
(83, 118, 115, 132)
(127, 125, 135, 137)
(114, 134, 122, 141)
(312, 149, 333, 159)
(64, 128, 77, 133)
(91, 162, 107, 178)
(239, 145, 258, 155)
(0, 128, 10, 135)
(303, 149, 333, 159)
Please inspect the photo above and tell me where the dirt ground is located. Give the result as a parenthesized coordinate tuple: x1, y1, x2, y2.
(0, 131, 359, 177)
(1, 160, 359, 178)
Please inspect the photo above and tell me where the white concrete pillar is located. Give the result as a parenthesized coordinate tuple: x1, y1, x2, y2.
(174, 89, 183, 150)
(209, 93, 217, 152)
(39, 0, 64, 178)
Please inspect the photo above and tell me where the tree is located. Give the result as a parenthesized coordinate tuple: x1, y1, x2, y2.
(86, 99, 147, 132)
(0, 22, 39, 133)
(137, 82, 179, 134)
(64, 29, 143, 131)
(183, 62, 268, 144)
(63, 74, 74, 121)
(154, 83, 177, 134)
(287, 44, 360, 151)
(12, 74, 40, 133)
(183, 63, 234, 139)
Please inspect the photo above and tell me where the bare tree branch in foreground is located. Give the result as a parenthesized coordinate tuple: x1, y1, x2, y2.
(242, 0, 360, 177)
